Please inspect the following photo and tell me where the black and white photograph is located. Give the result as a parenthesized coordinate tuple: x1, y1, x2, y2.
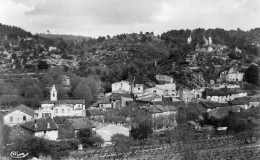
(0, 0, 260, 159)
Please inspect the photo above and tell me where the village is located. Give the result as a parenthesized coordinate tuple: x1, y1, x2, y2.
(1, 62, 260, 158)
(0, 23, 260, 159)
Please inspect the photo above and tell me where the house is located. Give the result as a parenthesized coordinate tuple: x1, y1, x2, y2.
(155, 83, 177, 97)
(155, 75, 175, 84)
(53, 117, 75, 140)
(61, 75, 70, 86)
(112, 81, 131, 93)
(111, 93, 132, 109)
(86, 109, 105, 122)
(219, 68, 244, 82)
(35, 85, 86, 119)
(3, 104, 34, 126)
(179, 88, 197, 103)
(21, 117, 59, 141)
(68, 118, 95, 137)
(95, 124, 130, 146)
(132, 84, 144, 96)
(204, 88, 247, 103)
(98, 98, 112, 110)
(136, 94, 162, 102)
(144, 87, 165, 96)
(139, 104, 177, 130)
(230, 96, 260, 110)
(199, 101, 230, 112)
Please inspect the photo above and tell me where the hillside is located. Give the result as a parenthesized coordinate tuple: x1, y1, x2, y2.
(0, 23, 259, 88)
(38, 33, 90, 42)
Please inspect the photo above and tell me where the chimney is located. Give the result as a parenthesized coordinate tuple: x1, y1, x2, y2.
(34, 120, 38, 129)
(47, 122, 50, 129)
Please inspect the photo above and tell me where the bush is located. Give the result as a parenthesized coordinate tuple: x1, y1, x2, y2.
(77, 128, 104, 147)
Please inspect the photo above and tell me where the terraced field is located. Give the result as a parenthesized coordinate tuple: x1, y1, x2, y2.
(70, 132, 260, 160)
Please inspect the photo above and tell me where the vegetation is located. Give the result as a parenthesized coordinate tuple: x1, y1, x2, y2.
(77, 128, 104, 147)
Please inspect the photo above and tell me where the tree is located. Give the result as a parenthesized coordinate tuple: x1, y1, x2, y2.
(130, 121, 153, 141)
(244, 65, 259, 86)
(9, 137, 53, 158)
(111, 134, 133, 158)
(48, 66, 64, 84)
(77, 128, 104, 147)
(73, 76, 100, 105)
(38, 61, 49, 70)
(73, 81, 93, 104)
(39, 73, 54, 87)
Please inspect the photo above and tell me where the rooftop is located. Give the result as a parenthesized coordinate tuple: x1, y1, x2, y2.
(21, 117, 58, 132)
(5, 104, 34, 117)
(41, 99, 85, 104)
(68, 118, 94, 130)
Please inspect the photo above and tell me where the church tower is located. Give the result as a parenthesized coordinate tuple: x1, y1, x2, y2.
(50, 85, 57, 101)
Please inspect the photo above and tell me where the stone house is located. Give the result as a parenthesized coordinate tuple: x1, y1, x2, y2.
(219, 68, 244, 82)
(68, 118, 95, 137)
(21, 117, 59, 141)
(112, 81, 131, 93)
(230, 96, 260, 110)
(86, 109, 105, 122)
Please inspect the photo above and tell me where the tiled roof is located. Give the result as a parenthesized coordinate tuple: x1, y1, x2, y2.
(230, 96, 259, 105)
(111, 93, 131, 101)
(21, 117, 58, 132)
(56, 119, 75, 139)
(200, 101, 230, 109)
(99, 98, 111, 104)
(41, 99, 85, 104)
(5, 104, 34, 117)
(141, 104, 177, 114)
(68, 118, 94, 130)
(87, 109, 106, 116)
(205, 88, 247, 97)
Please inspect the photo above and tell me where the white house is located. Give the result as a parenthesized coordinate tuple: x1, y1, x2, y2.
(3, 104, 34, 126)
(132, 84, 144, 95)
(220, 68, 244, 82)
(144, 87, 165, 96)
(204, 88, 247, 103)
(179, 88, 197, 103)
(21, 117, 59, 141)
(112, 81, 131, 93)
(155, 83, 177, 97)
(35, 85, 85, 119)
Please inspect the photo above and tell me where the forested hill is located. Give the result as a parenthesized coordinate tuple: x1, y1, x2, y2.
(38, 33, 91, 42)
(0, 23, 32, 39)
(0, 23, 259, 89)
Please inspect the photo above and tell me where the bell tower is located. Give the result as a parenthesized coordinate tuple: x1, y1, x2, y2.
(50, 85, 57, 101)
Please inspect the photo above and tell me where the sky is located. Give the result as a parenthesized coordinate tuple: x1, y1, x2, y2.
(0, 0, 259, 37)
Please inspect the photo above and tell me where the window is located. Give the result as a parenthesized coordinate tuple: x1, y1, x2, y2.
(10, 116, 13, 122)
(62, 109, 64, 113)
(153, 90, 156, 93)
(44, 130, 47, 134)
(23, 116, 26, 121)
(55, 109, 58, 113)
(138, 88, 140, 90)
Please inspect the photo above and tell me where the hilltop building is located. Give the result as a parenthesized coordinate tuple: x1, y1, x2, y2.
(219, 68, 244, 82)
